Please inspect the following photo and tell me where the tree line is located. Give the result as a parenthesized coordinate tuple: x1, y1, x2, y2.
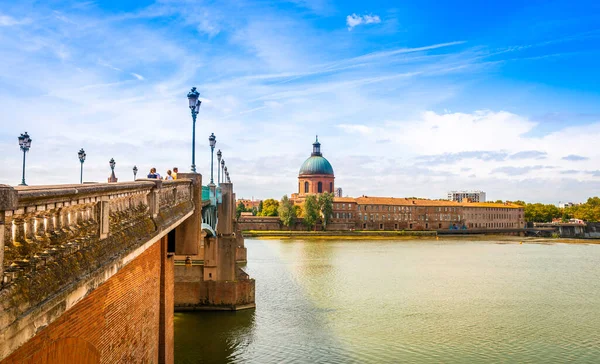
(237, 193, 335, 230)
(238, 195, 600, 225)
(496, 197, 600, 223)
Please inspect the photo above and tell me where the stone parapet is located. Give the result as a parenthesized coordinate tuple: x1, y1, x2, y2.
(0, 179, 196, 361)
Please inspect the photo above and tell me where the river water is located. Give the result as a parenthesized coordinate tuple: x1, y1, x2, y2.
(174, 238, 600, 363)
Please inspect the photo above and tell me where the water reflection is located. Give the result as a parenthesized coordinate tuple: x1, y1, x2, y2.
(174, 310, 255, 364)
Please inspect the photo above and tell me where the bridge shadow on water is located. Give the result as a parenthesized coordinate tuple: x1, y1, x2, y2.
(174, 309, 256, 364)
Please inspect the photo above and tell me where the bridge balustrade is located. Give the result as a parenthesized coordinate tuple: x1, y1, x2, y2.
(0, 179, 194, 290)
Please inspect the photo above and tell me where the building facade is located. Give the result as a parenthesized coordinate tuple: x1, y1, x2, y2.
(448, 190, 486, 203)
(245, 137, 525, 232)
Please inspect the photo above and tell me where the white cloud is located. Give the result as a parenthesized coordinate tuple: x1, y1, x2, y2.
(346, 13, 381, 31)
(131, 73, 145, 80)
(336, 124, 372, 134)
(0, 14, 30, 26)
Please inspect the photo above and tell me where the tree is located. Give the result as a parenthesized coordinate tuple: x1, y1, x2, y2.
(293, 205, 303, 218)
(278, 195, 296, 229)
(260, 199, 279, 216)
(303, 195, 319, 231)
(236, 201, 247, 219)
(318, 192, 334, 230)
(524, 203, 561, 222)
(258, 200, 263, 214)
(564, 197, 600, 222)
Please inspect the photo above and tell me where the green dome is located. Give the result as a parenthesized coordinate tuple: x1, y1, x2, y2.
(299, 156, 334, 175)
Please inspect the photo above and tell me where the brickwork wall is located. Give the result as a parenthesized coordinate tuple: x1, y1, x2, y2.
(2, 240, 169, 364)
(297, 175, 334, 195)
(159, 236, 174, 364)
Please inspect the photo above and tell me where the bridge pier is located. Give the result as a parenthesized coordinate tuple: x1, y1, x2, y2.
(174, 182, 255, 311)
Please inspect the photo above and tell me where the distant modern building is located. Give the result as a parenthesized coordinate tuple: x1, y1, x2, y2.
(448, 190, 486, 203)
(335, 188, 343, 197)
(558, 202, 579, 209)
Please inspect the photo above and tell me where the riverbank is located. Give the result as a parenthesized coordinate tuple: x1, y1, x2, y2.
(241, 230, 600, 244)
(242, 230, 436, 239)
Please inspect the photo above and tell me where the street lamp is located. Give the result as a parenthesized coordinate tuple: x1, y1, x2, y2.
(18, 132, 32, 186)
(220, 159, 225, 183)
(187, 87, 201, 173)
(108, 158, 117, 183)
(223, 166, 228, 183)
(133, 165, 138, 180)
(208, 133, 216, 184)
(216, 149, 222, 184)
(78, 148, 86, 184)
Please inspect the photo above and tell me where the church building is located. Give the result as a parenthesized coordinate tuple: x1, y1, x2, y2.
(295, 136, 335, 196)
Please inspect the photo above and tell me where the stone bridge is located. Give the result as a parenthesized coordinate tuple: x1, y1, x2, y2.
(0, 172, 254, 363)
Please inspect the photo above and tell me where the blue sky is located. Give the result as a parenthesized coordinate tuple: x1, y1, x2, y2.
(0, 0, 599, 203)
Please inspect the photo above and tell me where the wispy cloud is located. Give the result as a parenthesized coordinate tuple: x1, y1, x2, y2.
(346, 13, 381, 31)
(492, 165, 549, 176)
(562, 154, 588, 161)
(509, 150, 547, 160)
(0, 14, 30, 26)
(131, 73, 145, 81)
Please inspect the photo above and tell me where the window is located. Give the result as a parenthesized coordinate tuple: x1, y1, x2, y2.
(409, 223, 413, 229)
(304, 181, 309, 193)
(318, 182, 323, 193)
(330, 182, 333, 192)
(298, 182, 301, 193)
(379, 223, 384, 229)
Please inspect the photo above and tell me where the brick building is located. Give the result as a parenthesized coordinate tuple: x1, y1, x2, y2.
(237, 198, 261, 210)
(244, 137, 525, 232)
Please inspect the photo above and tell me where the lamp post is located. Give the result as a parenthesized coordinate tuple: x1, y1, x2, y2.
(187, 87, 201, 173)
(78, 148, 86, 184)
(133, 165, 138, 180)
(224, 166, 228, 183)
(221, 159, 225, 182)
(108, 158, 117, 183)
(208, 133, 216, 184)
(216, 149, 222, 184)
(18, 132, 32, 186)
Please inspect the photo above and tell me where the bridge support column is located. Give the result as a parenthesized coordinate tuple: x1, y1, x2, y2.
(174, 173, 202, 256)
(173, 182, 255, 311)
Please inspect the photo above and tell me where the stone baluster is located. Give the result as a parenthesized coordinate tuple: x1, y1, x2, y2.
(60, 204, 70, 235)
(34, 208, 47, 244)
(12, 213, 29, 260)
(44, 207, 56, 240)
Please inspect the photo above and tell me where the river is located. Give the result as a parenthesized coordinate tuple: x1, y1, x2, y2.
(174, 238, 600, 363)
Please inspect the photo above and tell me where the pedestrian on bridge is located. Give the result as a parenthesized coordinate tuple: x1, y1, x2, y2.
(147, 168, 158, 179)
